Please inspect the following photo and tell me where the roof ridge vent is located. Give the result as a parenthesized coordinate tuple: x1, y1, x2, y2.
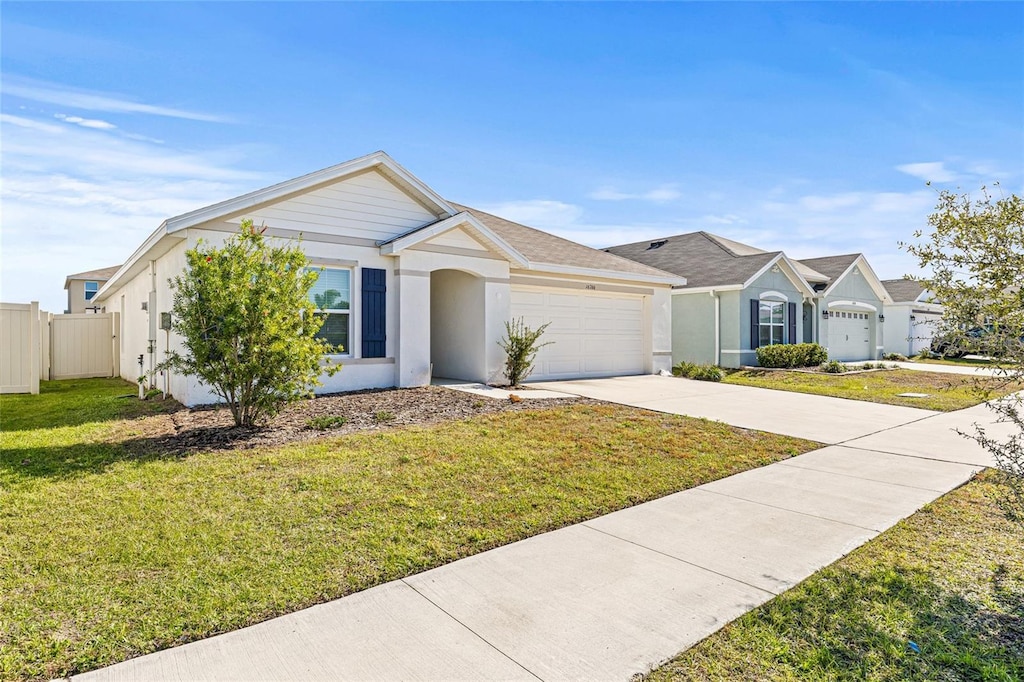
(647, 239, 668, 250)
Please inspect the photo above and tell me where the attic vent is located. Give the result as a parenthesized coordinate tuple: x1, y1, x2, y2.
(647, 240, 668, 250)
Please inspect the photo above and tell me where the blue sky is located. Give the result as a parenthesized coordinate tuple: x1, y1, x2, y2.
(3, 2, 1022, 312)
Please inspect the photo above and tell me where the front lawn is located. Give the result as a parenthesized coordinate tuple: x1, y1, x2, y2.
(722, 368, 1021, 411)
(0, 380, 815, 680)
(647, 469, 1024, 681)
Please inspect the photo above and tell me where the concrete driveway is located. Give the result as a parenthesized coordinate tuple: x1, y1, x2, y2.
(533, 374, 940, 445)
(73, 376, 1010, 682)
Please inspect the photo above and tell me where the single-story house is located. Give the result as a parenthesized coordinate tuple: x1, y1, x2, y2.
(91, 151, 682, 406)
(64, 265, 121, 314)
(881, 278, 943, 357)
(605, 232, 892, 367)
(799, 253, 891, 363)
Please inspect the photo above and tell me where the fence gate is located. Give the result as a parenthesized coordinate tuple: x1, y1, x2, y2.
(50, 313, 119, 380)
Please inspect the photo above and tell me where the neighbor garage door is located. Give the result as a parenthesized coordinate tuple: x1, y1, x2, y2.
(510, 285, 646, 381)
(827, 310, 871, 361)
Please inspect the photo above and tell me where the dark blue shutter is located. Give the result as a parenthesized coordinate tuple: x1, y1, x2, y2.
(750, 299, 760, 349)
(788, 302, 797, 344)
(361, 268, 386, 358)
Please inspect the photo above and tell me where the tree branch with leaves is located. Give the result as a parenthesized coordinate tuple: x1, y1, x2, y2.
(902, 186, 1024, 522)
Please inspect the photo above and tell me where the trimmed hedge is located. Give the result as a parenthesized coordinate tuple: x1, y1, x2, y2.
(755, 343, 828, 368)
(672, 361, 724, 382)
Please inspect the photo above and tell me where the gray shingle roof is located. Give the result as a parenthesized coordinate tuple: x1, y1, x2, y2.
(797, 254, 861, 281)
(66, 265, 121, 281)
(64, 265, 121, 289)
(882, 278, 927, 302)
(606, 231, 788, 288)
(450, 203, 679, 279)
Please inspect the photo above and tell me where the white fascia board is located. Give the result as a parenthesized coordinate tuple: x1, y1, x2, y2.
(671, 284, 743, 294)
(742, 253, 816, 298)
(527, 261, 685, 287)
(94, 223, 174, 302)
(379, 212, 530, 267)
(164, 151, 454, 235)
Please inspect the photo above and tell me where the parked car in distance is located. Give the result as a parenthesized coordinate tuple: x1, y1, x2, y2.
(931, 325, 1024, 359)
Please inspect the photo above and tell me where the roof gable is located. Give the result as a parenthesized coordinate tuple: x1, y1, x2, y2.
(164, 151, 454, 234)
(882, 278, 930, 303)
(802, 254, 892, 302)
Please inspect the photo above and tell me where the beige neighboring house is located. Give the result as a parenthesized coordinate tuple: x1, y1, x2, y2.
(64, 265, 121, 314)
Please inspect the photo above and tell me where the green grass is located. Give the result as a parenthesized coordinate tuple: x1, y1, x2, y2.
(0, 380, 815, 680)
(0, 378, 176, 432)
(722, 368, 1021, 411)
(647, 470, 1024, 681)
(912, 356, 996, 367)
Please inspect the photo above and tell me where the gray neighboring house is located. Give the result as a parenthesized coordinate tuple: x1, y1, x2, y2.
(881, 278, 943, 357)
(799, 254, 892, 363)
(64, 265, 121, 314)
(606, 232, 892, 367)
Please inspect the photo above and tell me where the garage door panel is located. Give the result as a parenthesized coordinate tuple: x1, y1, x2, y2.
(511, 286, 648, 381)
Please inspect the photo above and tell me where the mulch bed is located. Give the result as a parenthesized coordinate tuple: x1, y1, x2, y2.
(131, 386, 595, 454)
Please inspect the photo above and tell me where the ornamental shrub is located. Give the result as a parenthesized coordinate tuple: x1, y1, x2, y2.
(499, 318, 552, 386)
(883, 352, 909, 362)
(821, 360, 848, 374)
(672, 361, 723, 382)
(756, 343, 828, 368)
(162, 220, 341, 427)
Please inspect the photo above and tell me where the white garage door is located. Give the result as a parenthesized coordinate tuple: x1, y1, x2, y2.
(828, 310, 871, 361)
(510, 286, 646, 381)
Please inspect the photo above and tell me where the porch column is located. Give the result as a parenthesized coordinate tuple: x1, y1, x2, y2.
(394, 268, 432, 388)
(482, 277, 511, 384)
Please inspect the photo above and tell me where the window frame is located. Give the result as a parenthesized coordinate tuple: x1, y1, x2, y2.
(84, 281, 99, 301)
(758, 299, 786, 346)
(306, 265, 353, 357)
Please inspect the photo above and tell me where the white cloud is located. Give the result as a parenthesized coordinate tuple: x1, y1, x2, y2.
(55, 113, 117, 130)
(0, 112, 268, 312)
(895, 161, 959, 183)
(589, 184, 682, 202)
(474, 199, 584, 230)
(3, 76, 230, 123)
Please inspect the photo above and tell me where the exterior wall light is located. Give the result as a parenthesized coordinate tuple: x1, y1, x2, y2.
(822, 309, 829, 319)
(879, 313, 885, 323)
(910, 314, 916, 321)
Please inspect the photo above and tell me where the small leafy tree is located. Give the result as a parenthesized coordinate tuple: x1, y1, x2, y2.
(162, 220, 341, 427)
(902, 186, 1024, 522)
(499, 318, 552, 386)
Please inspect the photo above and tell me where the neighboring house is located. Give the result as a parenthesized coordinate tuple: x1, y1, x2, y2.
(882, 278, 943, 357)
(64, 265, 121, 314)
(91, 152, 682, 406)
(606, 232, 892, 367)
(798, 254, 891, 363)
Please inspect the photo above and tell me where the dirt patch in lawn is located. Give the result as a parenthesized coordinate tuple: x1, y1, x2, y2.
(132, 386, 596, 454)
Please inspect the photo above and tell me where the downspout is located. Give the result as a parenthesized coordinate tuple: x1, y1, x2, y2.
(710, 290, 720, 366)
(148, 261, 157, 389)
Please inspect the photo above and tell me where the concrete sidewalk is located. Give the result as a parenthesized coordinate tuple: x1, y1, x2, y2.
(74, 377, 1009, 682)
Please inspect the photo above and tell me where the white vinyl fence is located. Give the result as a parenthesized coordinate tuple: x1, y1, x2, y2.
(0, 302, 120, 393)
(1, 302, 41, 394)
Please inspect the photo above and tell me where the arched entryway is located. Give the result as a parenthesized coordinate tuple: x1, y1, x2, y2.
(430, 269, 487, 382)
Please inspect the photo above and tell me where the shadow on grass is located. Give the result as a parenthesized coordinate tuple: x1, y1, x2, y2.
(0, 379, 184, 432)
(746, 564, 1024, 680)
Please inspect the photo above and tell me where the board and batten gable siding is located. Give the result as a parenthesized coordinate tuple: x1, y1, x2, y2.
(671, 293, 717, 366)
(820, 266, 885, 360)
(224, 170, 440, 244)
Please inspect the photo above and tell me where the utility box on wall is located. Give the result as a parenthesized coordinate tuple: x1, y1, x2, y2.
(159, 312, 172, 330)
